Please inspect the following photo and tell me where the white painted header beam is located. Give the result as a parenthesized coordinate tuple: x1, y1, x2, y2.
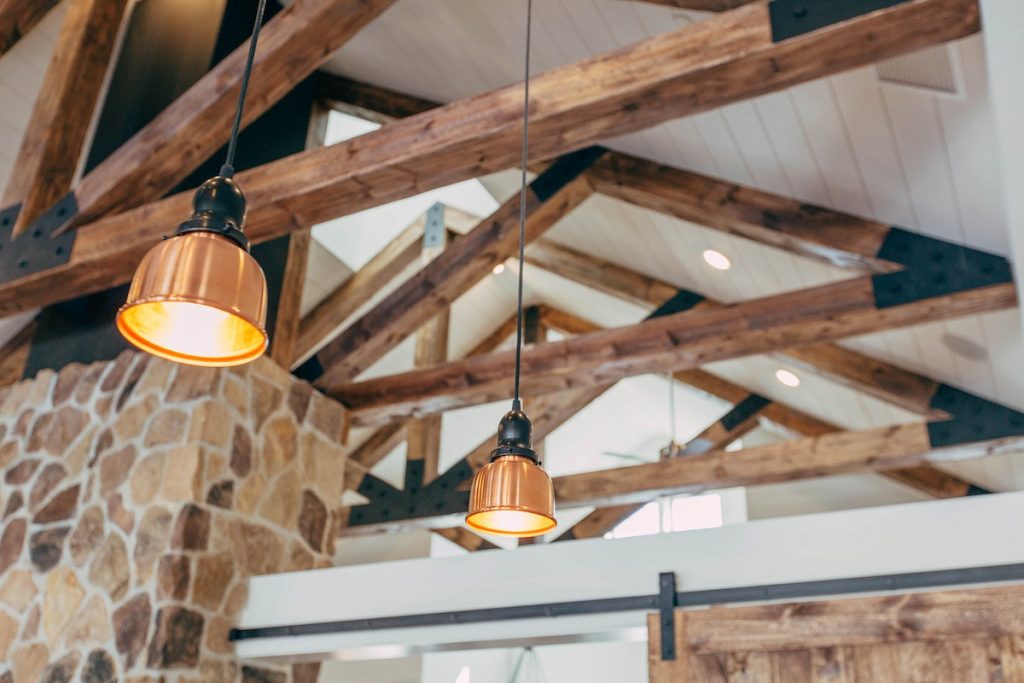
(236, 492, 1024, 662)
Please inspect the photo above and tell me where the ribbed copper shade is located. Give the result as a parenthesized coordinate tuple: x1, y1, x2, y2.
(466, 455, 556, 537)
(117, 231, 268, 367)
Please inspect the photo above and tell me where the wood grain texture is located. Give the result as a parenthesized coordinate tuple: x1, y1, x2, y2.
(0, 0, 980, 316)
(684, 585, 1024, 654)
(0, 0, 59, 56)
(294, 218, 424, 364)
(550, 421, 1016, 508)
(631, 0, 759, 10)
(433, 526, 499, 552)
(538, 308, 975, 501)
(270, 229, 312, 366)
(528, 209, 942, 419)
(2, 0, 129, 234)
(0, 320, 36, 387)
(317, 72, 438, 125)
(63, 0, 395, 231)
(335, 280, 1016, 426)
(586, 153, 896, 273)
(406, 229, 450, 483)
(314, 172, 595, 387)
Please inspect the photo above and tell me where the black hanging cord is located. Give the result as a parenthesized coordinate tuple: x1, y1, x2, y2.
(221, 0, 269, 178)
(512, 0, 533, 411)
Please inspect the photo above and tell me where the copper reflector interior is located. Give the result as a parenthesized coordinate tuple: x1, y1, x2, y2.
(466, 455, 556, 537)
(117, 231, 268, 367)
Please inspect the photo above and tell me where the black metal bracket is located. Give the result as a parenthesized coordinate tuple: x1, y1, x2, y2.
(872, 228, 1012, 310)
(927, 384, 1024, 451)
(658, 571, 677, 661)
(769, 0, 910, 43)
(349, 457, 473, 527)
(0, 196, 77, 285)
(648, 289, 705, 319)
(530, 146, 607, 202)
(721, 393, 771, 431)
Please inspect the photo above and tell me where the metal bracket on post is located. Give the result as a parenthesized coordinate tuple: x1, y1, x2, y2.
(658, 571, 677, 661)
(0, 197, 77, 285)
(423, 202, 446, 250)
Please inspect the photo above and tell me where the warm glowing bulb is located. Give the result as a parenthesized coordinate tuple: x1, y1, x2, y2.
(493, 263, 506, 275)
(466, 509, 556, 537)
(118, 301, 266, 367)
(775, 369, 801, 388)
(703, 249, 731, 270)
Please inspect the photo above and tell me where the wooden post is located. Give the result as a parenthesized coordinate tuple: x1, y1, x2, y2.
(269, 229, 312, 366)
(406, 204, 451, 484)
(648, 610, 688, 683)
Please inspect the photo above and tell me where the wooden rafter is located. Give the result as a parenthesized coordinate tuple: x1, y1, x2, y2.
(555, 393, 765, 542)
(528, 232, 946, 420)
(2, 0, 129, 234)
(343, 312, 520, 494)
(332, 269, 1014, 426)
(585, 153, 898, 273)
(0, 0, 979, 316)
(269, 229, 311, 366)
(45, 0, 395, 235)
(0, 0, 60, 57)
(406, 216, 450, 484)
(311, 150, 601, 387)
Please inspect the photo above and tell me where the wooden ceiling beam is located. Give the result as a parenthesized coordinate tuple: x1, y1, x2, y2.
(538, 307, 979, 500)
(311, 150, 602, 387)
(334, 266, 1014, 426)
(2, 0, 129, 235)
(629, 0, 758, 10)
(269, 229, 311, 366)
(528, 239, 945, 418)
(42, 0, 395, 235)
(342, 312, 521, 494)
(0, 0, 979, 316)
(585, 152, 897, 273)
(555, 393, 766, 542)
(0, 0, 59, 57)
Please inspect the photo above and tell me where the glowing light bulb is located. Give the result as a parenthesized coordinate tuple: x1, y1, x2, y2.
(702, 249, 731, 270)
(775, 369, 801, 388)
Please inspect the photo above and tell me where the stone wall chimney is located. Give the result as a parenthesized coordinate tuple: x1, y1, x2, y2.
(0, 352, 348, 682)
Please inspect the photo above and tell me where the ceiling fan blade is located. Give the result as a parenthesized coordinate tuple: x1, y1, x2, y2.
(600, 451, 648, 462)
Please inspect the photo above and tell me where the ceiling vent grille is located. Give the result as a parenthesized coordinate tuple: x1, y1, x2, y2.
(875, 44, 964, 99)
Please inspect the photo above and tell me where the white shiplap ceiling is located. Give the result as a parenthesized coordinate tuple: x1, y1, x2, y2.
(314, 1, 1024, 506)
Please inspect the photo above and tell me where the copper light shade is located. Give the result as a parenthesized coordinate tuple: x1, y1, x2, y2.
(466, 409, 556, 537)
(117, 176, 268, 367)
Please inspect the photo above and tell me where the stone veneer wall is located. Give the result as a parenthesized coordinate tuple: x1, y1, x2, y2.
(0, 351, 349, 682)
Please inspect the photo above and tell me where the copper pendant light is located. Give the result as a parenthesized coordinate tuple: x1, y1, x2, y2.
(117, 0, 270, 367)
(466, 0, 556, 538)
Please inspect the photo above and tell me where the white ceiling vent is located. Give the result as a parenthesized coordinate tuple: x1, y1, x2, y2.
(875, 44, 964, 99)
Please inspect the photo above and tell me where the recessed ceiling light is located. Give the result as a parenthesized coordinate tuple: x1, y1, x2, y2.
(492, 263, 505, 275)
(702, 249, 731, 270)
(775, 369, 801, 388)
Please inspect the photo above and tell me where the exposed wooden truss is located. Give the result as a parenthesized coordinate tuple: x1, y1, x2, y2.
(2, 0, 129, 235)
(527, 238, 945, 418)
(48, 0, 395, 234)
(0, 0, 60, 57)
(332, 273, 1013, 426)
(0, 0, 979, 316)
(310, 150, 599, 387)
(268, 229, 312, 366)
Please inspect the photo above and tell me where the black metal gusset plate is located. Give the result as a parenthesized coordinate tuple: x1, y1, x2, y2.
(872, 228, 1012, 309)
(530, 146, 607, 202)
(769, 0, 910, 42)
(648, 289, 705, 319)
(349, 458, 473, 527)
(0, 194, 77, 285)
(927, 384, 1024, 449)
(720, 393, 771, 431)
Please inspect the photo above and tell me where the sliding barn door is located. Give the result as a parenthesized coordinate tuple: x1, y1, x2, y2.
(648, 585, 1024, 682)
